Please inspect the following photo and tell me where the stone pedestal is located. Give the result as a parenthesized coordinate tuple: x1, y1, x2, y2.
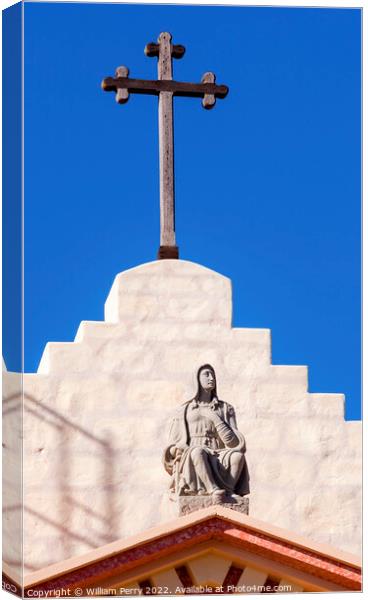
(177, 495, 249, 517)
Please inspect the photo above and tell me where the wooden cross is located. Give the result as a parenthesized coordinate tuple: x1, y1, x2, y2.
(102, 32, 228, 259)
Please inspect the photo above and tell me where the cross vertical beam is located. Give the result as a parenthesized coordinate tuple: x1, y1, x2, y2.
(157, 33, 177, 257)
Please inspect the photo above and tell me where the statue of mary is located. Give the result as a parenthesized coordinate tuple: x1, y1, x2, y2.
(163, 364, 250, 500)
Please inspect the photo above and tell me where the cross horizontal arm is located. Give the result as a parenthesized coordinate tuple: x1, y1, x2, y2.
(102, 76, 229, 100)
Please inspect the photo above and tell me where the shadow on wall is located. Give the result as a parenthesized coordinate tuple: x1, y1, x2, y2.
(3, 391, 119, 570)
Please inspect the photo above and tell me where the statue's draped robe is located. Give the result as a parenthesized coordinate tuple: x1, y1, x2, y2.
(164, 399, 250, 496)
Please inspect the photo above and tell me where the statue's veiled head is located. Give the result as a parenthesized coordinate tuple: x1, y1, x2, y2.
(195, 364, 217, 401)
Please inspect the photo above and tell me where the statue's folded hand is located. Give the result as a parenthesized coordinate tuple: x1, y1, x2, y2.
(170, 446, 184, 459)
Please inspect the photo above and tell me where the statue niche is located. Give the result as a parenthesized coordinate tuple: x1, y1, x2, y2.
(163, 365, 250, 513)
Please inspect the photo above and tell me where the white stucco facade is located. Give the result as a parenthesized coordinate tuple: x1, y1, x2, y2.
(2, 260, 362, 574)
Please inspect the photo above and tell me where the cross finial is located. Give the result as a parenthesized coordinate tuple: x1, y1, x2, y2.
(102, 32, 229, 259)
(145, 31, 186, 67)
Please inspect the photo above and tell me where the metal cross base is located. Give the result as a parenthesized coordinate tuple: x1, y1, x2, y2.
(158, 245, 179, 260)
(102, 32, 228, 260)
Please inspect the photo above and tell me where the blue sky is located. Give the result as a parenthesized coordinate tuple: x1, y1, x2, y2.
(15, 3, 362, 418)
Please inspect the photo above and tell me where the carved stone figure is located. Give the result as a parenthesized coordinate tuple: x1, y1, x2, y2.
(163, 365, 250, 502)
